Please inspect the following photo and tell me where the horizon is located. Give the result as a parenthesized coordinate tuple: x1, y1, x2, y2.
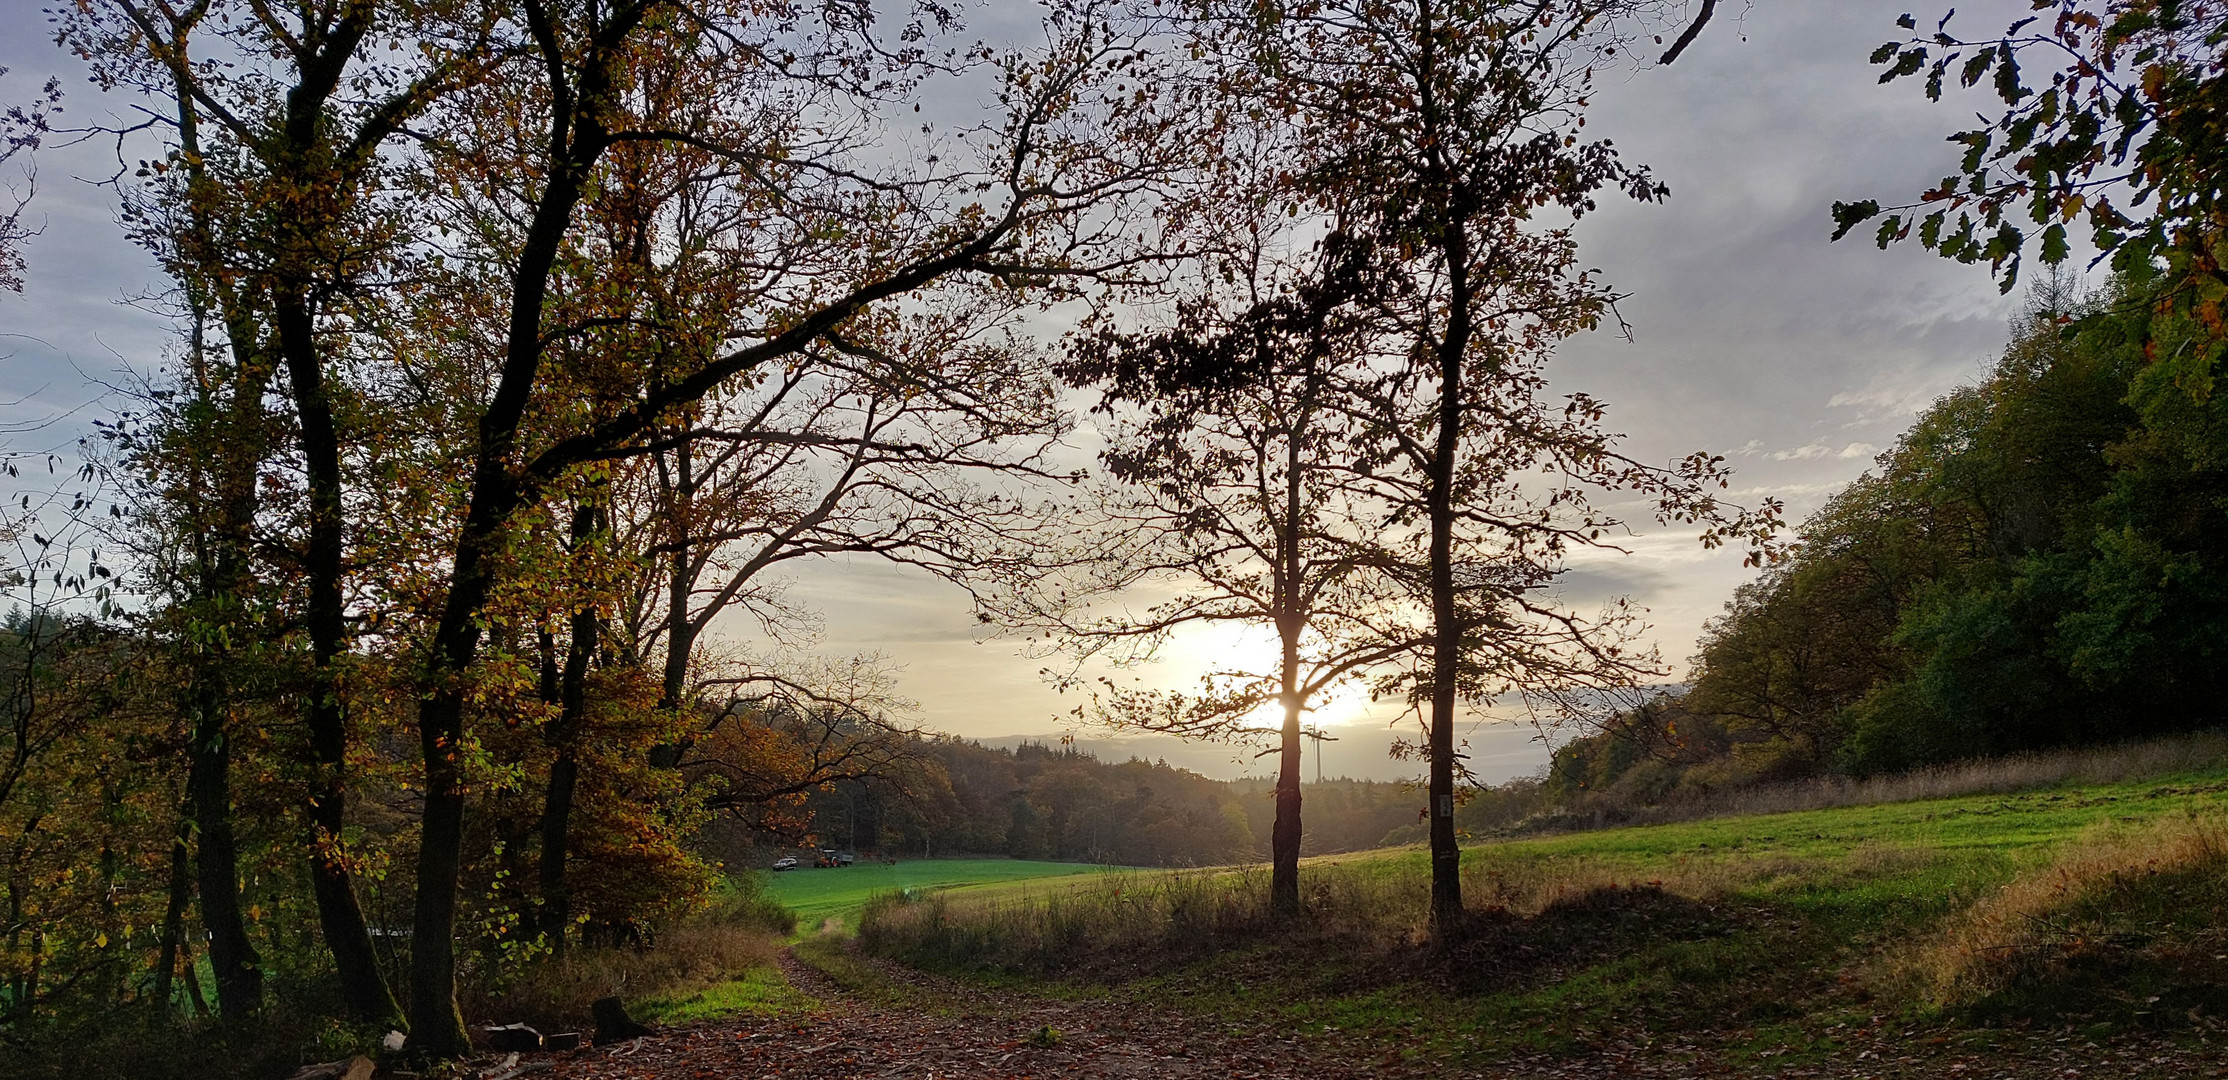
(0, 1, 2031, 765)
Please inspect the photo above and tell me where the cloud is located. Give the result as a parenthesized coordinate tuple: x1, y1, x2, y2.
(1824, 384, 1953, 420)
(0, 0, 2032, 748)
(1724, 481, 1853, 499)
(1549, 563, 1678, 605)
(1768, 440, 1878, 461)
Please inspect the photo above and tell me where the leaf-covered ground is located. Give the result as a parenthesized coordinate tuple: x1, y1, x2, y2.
(518, 940, 2227, 1080)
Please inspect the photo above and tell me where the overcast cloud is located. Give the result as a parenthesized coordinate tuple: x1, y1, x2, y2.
(0, 1, 2044, 781)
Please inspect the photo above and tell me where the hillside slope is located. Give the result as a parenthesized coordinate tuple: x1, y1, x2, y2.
(858, 765, 2228, 1073)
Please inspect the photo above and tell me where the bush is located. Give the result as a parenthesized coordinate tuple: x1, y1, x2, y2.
(0, 1004, 388, 1080)
(703, 872, 797, 936)
(460, 873, 793, 1035)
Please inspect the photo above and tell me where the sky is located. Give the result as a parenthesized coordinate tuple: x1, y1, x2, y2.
(0, 1, 2040, 783)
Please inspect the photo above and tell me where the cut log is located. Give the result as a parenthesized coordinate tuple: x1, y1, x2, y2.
(591, 996, 655, 1044)
(484, 1023, 544, 1053)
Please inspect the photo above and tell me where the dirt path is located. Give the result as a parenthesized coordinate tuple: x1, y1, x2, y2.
(538, 943, 1451, 1080)
(530, 943, 2227, 1080)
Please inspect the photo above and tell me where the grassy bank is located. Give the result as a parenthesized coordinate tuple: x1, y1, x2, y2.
(860, 767, 2228, 1068)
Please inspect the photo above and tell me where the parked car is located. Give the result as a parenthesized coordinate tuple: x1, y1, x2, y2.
(771, 855, 799, 871)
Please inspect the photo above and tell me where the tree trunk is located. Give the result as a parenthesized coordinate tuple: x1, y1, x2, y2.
(408, 682, 473, 1056)
(1270, 691, 1304, 918)
(539, 501, 599, 958)
(649, 430, 696, 769)
(154, 790, 193, 1013)
(189, 676, 262, 1020)
(277, 290, 404, 1028)
(407, 536, 503, 1057)
(1425, 208, 1475, 936)
(409, 54, 605, 1050)
(7, 853, 22, 1014)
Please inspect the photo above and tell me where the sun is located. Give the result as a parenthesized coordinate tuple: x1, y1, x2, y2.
(1149, 621, 1389, 735)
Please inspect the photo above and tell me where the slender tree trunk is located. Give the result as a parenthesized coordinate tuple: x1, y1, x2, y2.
(539, 501, 599, 958)
(188, 675, 262, 1020)
(539, 750, 579, 954)
(154, 790, 193, 1012)
(180, 936, 208, 1019)
(277, 291, 404, 1028)
(1270, 688, 1304, 918)
(649, 431, 696, 769)
(1270, 411, 1308, 920)
(407, 508, 514, 1053)
(7, 857, 22, 1014)
(1426, 209, 1475, 935)
(409, 78, 605, 1055)
(157, 28, 270, 1021)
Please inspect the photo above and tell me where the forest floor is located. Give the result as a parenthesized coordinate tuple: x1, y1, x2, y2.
(517, 935, 2228, 1080)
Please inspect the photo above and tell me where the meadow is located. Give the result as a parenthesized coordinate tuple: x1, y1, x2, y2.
(856, 758, 2228, 1069)
(760, 857, 1125, 932)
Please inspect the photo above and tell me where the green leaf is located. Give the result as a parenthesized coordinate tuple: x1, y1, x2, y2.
(1960, 49, 1995, 88)
(1958, 131, 1992, 173)
(1993, 44, 2027, 102)
(1882, 49, 1927, 83)
(1831, 200, 1883, 241)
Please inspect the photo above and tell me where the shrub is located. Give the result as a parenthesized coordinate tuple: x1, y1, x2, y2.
(460, 873, 793, 1035)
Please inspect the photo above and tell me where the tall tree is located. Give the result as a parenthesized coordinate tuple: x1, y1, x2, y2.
(385, 0, 1185, 1052)
(1028, 226, 1418, 921)
(1206, 0, 1764, 931)
(59, 0, 489, 1025)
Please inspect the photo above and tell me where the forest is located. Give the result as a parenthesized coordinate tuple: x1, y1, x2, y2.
(1554, 265, 2228, 803)
(787, 738, 1538, 866)
(0, 0, 2222, 1076)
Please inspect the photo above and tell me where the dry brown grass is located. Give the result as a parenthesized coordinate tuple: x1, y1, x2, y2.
(461, 920, 784, 1034)
(857, 845, 1852, 977)
(1894, 809, 2228, 1007)
(1534, 730, 2228, 833)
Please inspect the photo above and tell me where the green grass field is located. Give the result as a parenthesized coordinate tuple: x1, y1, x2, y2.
(761, 857, 1124, 930)
(857, 764, 2228, 1069)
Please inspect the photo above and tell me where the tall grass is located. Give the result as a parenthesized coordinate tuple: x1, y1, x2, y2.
(859, 867, 1287, 974)
(1897, 809, 2228, 1010)
(855, 849, 1837, 977)
(1525, 730, 2228, 835)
